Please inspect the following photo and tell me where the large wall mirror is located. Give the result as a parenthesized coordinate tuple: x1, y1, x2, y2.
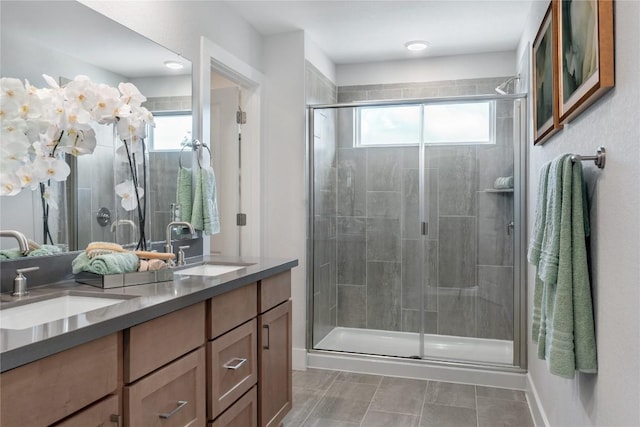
(0, 1, 193, 254)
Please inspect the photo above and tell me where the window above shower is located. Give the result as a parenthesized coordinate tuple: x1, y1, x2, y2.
(355, 100, 496, 147)
(149, 112, 193, 151)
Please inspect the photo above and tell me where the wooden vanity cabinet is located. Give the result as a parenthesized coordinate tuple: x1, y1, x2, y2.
(123, 302, 206, 427)
(257, 271, 292, 427)
(0, 333, 120, 427)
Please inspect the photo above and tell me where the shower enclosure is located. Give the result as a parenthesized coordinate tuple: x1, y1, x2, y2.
(308, 94, 526, 368)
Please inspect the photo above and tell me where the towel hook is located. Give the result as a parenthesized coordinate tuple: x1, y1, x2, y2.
(571, 146, 606, 169)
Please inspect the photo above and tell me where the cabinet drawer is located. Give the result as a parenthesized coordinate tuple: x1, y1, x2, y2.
(258, 270, 291, 313)
(208, 282, 257, 339)
(210, 386, 257, 427)
(0, 333, 119, 427)
(208, 319, 257, 419)
(53, 395, 120, 427)
(125, 302, 205, 383)
(125, 347, 206, 427)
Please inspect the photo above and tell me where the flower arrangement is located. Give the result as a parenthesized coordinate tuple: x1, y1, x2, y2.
(0, 75, 154, 248)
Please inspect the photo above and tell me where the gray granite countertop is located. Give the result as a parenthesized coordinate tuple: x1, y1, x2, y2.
(0, 256, 298, 372)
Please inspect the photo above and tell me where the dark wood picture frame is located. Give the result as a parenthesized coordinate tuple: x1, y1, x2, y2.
(557, 0, 614, 123)
(533, 2, 562, 145)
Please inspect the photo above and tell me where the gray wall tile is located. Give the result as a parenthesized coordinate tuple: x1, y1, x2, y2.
(337, 236, 365, 285)
(401, 239, 437, 311)
(477, 266, 514, 340)
(366, 261, 402, 331)
(402, 309, 438, 334)
(337, 148, 366, 216)
(337, 216, 365, 236)
(337, 285, 366, 328)
(366, 218, 400, 262)
(477, 192, 513, 266)
(402, 169, 420, 239)
(367, 191, 401, 218)
(367, 148, 401, 191)
(438, 287, 477, 337)
(438, 217, 476, 287)
(436, 146, 477, 216)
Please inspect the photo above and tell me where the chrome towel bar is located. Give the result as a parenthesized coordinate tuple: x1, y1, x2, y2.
(571, 146, 606, 169)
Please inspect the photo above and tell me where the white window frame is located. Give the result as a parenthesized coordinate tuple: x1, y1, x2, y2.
(354, 100, 496, 148)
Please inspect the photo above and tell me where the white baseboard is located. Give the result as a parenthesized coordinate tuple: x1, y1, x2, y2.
(526, 372, 550, 427)
(292, 347, 308, 371)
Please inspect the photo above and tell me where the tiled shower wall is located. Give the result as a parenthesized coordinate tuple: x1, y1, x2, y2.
(324, 77, 516, 342)
(307, 62, 338, 346)
(146, 96, 192, 243)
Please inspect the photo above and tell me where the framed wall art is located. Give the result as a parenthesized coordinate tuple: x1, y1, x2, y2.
(532, 2, 562, 145)
(557, 0, 614, 123)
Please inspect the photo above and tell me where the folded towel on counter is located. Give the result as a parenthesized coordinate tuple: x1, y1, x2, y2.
(528, 154, 596, 378)
(0, 248, 24, 260)
(72, 251, 139, 275)
(176, 167, 193, 223)
(85, 241, 175, 261)
(493, 176, 514, 189)
(191, 166, 220, 235)
(26, 244, 62, 257)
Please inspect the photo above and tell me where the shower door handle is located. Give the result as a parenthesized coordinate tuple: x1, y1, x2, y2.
(507, 221, 515, 235)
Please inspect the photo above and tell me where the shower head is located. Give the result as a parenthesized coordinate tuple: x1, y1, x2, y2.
(495, 76, 521, 95)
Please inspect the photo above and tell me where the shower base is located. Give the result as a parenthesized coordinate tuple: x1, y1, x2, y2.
(315, 327, 513, 365)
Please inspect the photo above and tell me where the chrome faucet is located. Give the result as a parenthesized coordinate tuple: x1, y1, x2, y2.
(0, 230, 30, 255)
(165, 221, 195, 254)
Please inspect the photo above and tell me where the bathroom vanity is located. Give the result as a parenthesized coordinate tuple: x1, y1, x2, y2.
(0, 257, 297, 427)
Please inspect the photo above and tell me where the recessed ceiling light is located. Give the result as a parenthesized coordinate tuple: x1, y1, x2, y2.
(405, 41, 429, 51)
(164, 60, 184, 70)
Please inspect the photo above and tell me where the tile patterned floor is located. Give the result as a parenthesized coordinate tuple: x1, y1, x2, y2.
(283, 369, 535, 427)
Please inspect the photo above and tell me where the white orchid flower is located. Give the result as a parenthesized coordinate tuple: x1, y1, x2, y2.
(0, 136, 30, 171)
(15, 163, 41, 190)
(33, 156, 71, 182)
(118, 82, 146, 108)
(57, 127, 97, 156)
(42, 185, 59, 210)
(115, 179, 144, 211)
(1, 74, 153, 198)
(0, 173, 22, 196)
(65, 76, 96, 111)
(116, 141, 144, 165)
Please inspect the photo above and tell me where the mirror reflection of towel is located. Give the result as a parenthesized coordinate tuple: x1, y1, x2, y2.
(191, 166, 220, 235)
(176, 167, 193, 223)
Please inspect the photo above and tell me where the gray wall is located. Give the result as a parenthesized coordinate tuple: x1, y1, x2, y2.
(328, 77, 516, 341)
(307, 61, 338, 346)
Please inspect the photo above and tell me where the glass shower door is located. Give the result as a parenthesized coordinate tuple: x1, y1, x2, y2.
(419, 98, 516, 365)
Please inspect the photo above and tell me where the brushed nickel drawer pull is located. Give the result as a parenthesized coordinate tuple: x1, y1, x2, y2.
(110, 414, 121, 427)
(158, 400, 188, 419)
(263, 324, 270, 349)
(223, 357, 247, 370)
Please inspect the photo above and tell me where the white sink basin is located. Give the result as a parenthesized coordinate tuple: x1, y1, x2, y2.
(0, 295, 130, 330)
(175, 264, 249, 277)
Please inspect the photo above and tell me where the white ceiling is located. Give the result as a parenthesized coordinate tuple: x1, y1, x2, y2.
(1, 1, 190, 79)
(225, 0, 534, 64)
